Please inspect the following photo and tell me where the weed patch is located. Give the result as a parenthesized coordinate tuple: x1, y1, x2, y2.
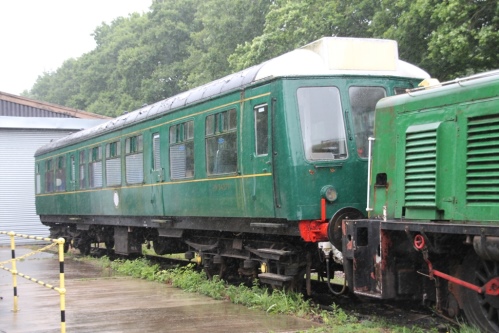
(96, 256, 472, 332)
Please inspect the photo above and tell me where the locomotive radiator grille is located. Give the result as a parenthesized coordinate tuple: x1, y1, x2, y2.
(404, 127, 437, 207)
(466, 115, 499, 204)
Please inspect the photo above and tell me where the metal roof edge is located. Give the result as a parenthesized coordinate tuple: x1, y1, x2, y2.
(0, 116, 109, 130)
(0, 91, 111, 119)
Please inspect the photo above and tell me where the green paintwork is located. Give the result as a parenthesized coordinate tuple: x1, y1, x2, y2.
(370, 71, 499, 224)
(36, 75, 422, 223)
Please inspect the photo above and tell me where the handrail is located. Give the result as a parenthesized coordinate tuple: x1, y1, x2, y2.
(0, 231, 66, 333)
(366, 137, 375, 212)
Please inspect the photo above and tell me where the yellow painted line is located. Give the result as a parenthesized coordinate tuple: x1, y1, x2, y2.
(35, 172, 272, 197)
(36, 92, 271, 161)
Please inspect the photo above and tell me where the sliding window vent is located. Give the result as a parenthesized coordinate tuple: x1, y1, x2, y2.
(404, 123, 439, 207)
(466, 115, 499, 204)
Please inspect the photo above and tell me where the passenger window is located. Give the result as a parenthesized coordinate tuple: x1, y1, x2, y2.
(35, 163, 41, 194)
(205, 115, 215, 135)
(70, 155, 76, 186)
(125, 135, 144, 184)
(45, 159, 54, 193)
(170, 121, 194, 179)
(79, 151, 86, 189)
(89, 146, 103, 188)
(254, 104, 269, 156)
(297, 87, 347, 160)
(106, 141, 121, 186)
(152, 133, 161, 171)
(206, 110, 237, 175)
(55, 156, 66, 192)
(349, 86, 386, 158)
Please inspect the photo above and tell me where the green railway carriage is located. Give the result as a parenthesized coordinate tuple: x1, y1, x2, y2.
(344, 71, 499, 332)
(35, 37, 428, 288)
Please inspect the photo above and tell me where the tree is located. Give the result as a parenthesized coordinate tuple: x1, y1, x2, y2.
(182, 0, 271, 88)
(425, 0, 499, 79)
(372, 0, 499, 80)
(29, 0, 198, 117)
(228, 0, 380, 70)
(26, 0, 499, 114)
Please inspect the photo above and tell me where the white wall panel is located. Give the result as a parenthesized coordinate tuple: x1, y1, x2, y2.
(0, 129, 73, 245)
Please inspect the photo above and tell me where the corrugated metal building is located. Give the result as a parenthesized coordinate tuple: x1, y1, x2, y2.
(0, 91, 109, 119)
(0, 92, 109, 244)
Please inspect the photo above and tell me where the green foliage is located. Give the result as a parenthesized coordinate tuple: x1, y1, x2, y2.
(25, 0, 499, 114)
(228, 0, 384, 70)
(110, 257, 160, 280)
(183, 0, 271, 88)
(372, 0, 499, 80)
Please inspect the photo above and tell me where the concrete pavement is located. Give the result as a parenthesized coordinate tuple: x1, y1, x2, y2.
(0, 246, 319, 333)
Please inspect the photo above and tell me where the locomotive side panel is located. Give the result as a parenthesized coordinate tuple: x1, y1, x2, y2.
(357, 71, 499, 332)
(372, 74, 499, 223)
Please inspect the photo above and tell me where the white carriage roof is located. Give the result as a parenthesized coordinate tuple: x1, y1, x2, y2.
(35, 37, 429, 156)
(256, 37, 429, 80)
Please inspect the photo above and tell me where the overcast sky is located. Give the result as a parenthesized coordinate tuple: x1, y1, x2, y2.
(0, 0, 152, 95)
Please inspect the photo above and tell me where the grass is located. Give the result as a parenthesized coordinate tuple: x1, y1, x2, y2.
(92, 256, 475, 332)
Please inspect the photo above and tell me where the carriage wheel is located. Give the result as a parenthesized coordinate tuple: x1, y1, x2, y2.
(153, 238, 169, 255)
(460, 251, 499, 333)
(104, 239, 115, 254)
(204, 262, 226, 280)
(63, 239, 70, 253)
(77, 238, 91, 255)
(75, 232, 92, 255)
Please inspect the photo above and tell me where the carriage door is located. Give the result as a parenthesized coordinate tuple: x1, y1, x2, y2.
(246, 98, 275, 217)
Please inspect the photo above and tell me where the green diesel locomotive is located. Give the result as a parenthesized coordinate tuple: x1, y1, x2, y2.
(346, 70, 499, 332)
(35, 38, 427, 289)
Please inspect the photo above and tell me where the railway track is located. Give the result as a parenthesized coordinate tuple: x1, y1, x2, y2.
(87, 246, 192, 269)
(84, 246, 455, 332)
(310, 284, 454, 332)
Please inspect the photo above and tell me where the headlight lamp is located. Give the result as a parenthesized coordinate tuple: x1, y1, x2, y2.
(321, 185, 338, 202)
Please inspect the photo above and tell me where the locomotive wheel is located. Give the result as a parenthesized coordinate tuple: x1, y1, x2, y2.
(328, 207, 363, 250)
(460, 251, 499, 333)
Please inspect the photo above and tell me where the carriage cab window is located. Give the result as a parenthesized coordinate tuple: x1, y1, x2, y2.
(170, 121, 194, 179)
(89, 146, 103, 188)
(205, 109, 237, 175)
(55, 156, 66, 192)
(349, 86, 386, 158)
(297, 87, 347, 160)
(125, 135, 143, 184)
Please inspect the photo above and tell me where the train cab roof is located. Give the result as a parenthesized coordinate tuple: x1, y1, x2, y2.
(376, 69, 499, 114)
(35, 37, 429, 157)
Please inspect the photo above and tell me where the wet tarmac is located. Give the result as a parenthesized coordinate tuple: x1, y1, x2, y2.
(0, 246, 320, 333)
